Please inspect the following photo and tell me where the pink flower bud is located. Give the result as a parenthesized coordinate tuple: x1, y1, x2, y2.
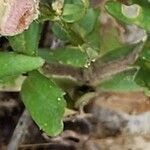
(0, 0, 39, 36)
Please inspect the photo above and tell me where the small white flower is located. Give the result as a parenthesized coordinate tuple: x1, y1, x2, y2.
(52, 0, 64, 15)
(0, 0, 39, 36)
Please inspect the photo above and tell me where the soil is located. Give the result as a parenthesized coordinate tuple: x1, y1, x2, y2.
(0, 91, 150, 150)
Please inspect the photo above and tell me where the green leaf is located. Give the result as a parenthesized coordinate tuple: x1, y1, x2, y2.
(100, 23, 123, 54)
(99, 45, 134, 63)
(61, 0, 89, 23)
(140, 36, 150, 61)
(135, 68, 150, 96)
(129, 0, 150, 7)
(38, 2, 57, 22)
(52, 22, 70, 41)
(52, 22, 84, 45)
(21, 71, 66, 136)
(62, 4, 84, 22)
(85, 30, 101, 52)
(136, 68, 150, 87)
(138, 36, 150, 69)
(38, 47, 88, 67)
(0, 75, 25, 92)
(98, 68, 143, 92)
(8, 22, 42, 56)
(81, 44, 99, 62)
(0, 52, 44, 78)
(105, 1, 150, 32)
(73, 8, 100, 37)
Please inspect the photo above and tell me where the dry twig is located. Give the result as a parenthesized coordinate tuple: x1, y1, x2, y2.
(7, 110, 32, 150)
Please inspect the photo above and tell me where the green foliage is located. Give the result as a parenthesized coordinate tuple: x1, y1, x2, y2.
(61, 0, 89, 22)
(105, 0, 150, 32)
(38, 2, 56, 22)
(21, 71, 66, 136)
(0, 52, 44, 78)
(140, 36, 150, 61)
(8, 22, 42, 56)
(62, 4, 85, 22)
(85, 30, 101, 52)
(52, 7, 100, 45)
(0, 0, 150, 137)
(52, 22, 84, 45)
(99, 68, 143, 92)
(38, 47, 89, 67)
(99, 46, 134, 63)
(73, 8, 100, 37)
(100, 24, 123, 54)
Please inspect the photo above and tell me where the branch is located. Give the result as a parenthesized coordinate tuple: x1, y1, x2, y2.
(7, 110, 32, 150)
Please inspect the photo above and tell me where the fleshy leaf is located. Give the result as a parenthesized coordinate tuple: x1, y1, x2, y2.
(52, 22, 84, 45)
(138, 36, 150, 69)
(0, 52, 44, 78)
(105, 1, 150, 32)
(73, 8, 100, 37)
(38, 47, 88, 67)
(100, 22, 123, 54)
(99, 45, 135, 63)
(8, 22, 42, 56)
(85, 30, 101, 52)
(140, 36, 150, 61)
(21, 71, 66, 136)
(38, 2, 57, 22)
(61, 0, 89, 23)
(98, 68, 143, 92)
(135, 68, 150, 96)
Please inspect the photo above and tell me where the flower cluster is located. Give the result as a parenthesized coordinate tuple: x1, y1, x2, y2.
(0, 0, 39, 36)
